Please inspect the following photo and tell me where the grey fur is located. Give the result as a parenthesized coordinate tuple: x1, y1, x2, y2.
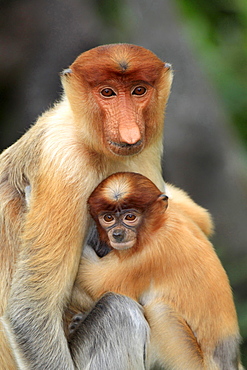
(70, 293, 150, 370)
(6, 293, 149, 369)
(213, 336, 242, 370)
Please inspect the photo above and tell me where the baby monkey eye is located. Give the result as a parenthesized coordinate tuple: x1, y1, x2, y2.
(132, 86, 147, 96)
(103, 214, 115, 222)
(100, 88, 116, 97)
(124, 214, 136, 221)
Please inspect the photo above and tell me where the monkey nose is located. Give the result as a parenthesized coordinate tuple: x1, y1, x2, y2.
(119, 125, 141, 145)
(112, 229, 125, 242)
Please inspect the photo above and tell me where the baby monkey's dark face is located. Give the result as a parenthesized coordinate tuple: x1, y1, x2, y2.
(98, 209, 142, 250)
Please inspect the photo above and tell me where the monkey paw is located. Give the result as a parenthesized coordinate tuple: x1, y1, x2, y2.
(68, 312, 87, 335)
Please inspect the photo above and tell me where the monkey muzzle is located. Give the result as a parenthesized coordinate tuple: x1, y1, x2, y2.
(112, 228, 125, 242)
(108, 226, 136, 250)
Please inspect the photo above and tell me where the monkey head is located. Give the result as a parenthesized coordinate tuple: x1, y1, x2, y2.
(61, 44, 173, 157)
(88, 172, 168, 251)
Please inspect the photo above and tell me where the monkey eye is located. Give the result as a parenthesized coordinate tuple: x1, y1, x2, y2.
(103, 214, 115, 222)
(100, 88, 116, 97)
(122, 211, 141, 226)
(132, 86, 147, 96)
(99, 213, 116, 228)
(124, 213, 136, 221)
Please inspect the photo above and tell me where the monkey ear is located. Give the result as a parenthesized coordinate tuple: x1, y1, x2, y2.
(164, 62, 172, 70)
(158, 194, 168, 209)
(60, 68, 72, 77)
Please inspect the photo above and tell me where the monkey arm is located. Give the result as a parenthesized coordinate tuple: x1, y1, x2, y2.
(67, 244, 150, 370)
(69, 244, 102, 313)
(85, 223, 111, 257)
(144, 300, 204, 370)
(3, 170, 89, 369)
(70, 293, 150, 370)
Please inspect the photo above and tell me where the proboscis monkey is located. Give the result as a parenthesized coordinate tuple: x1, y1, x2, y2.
(0, 43, 212, 369)
(73, 172, 242, 370)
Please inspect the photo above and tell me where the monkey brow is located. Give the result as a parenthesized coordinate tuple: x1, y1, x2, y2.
(98, 206, 122, 217)
(116, 207, 142, 216)
(130, 80, 154, 88)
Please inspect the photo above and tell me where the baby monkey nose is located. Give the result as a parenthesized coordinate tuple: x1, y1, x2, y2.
(112, 228, 125, 242)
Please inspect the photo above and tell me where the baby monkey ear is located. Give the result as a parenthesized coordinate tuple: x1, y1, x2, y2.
(60, 68, 72, 77)
(158, 194, 169, 209)
(164, 62, 172, 70)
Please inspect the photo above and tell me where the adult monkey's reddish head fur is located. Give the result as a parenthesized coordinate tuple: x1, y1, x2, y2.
(61, 44, 173, 157)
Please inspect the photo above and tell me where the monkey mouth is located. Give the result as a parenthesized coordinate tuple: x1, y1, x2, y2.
(108, 140, 143, 156)
(110, 240, 135, 250)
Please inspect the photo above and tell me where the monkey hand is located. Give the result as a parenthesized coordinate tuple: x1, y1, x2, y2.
(68, 312, 88, 336)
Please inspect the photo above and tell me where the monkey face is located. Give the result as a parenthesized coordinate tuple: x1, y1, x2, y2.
(91, 82, 151, 156)
(64, 44, 173, 158)
(98, 210, 142, 250)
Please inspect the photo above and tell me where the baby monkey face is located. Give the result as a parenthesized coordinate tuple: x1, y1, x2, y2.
(98, 210, 142, 250)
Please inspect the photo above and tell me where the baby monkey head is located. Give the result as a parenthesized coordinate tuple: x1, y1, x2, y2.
(88, 172, 168, 251)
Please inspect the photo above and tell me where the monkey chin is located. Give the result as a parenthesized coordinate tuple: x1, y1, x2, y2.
(107, 140, 144, 156)
(109, 240, 135, 250)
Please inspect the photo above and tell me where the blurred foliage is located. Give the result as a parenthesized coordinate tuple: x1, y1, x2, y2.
(176, 0, 247, 148)
(96, 0, 131, 43)
(176, 0, 247, 365)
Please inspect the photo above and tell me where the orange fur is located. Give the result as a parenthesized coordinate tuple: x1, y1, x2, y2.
(74, 172, 241, 370)
(166, 183, 214, 236)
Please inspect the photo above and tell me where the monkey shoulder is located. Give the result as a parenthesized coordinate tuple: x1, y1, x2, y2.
(166, 183, 214, 237)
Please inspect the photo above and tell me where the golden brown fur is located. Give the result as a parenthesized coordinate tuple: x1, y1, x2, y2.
(74, 172, 241, 370)
(0, 44, 213, 369)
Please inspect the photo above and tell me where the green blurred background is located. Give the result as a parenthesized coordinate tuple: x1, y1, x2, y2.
(0, 0, 246, 366)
